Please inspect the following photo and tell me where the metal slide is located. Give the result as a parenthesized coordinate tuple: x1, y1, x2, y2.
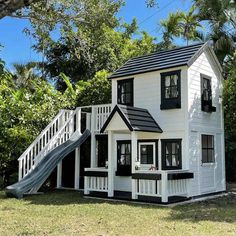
(6, 129, 91, 199)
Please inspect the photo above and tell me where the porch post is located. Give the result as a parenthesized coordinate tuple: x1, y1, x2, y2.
(57, 162, 62, 188)
(161, 171, 168, 203)
(74, 108, 81, 190)
(108, 130, 114, 197)
(90, 107, 97, 168)
(74, 148, 80, 190)
(131, 131, 138, 199)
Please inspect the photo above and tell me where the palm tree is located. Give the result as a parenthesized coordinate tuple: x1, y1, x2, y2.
(178, 6, 202, 45)
(160, 12, 183, 49)
(12, 62, 40, 88)
(194, 0, 236, 63)
(160, 7, 202, 48)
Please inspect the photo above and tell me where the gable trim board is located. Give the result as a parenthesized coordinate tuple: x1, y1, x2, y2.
(108, 42, 222, 80)
(101, 105, 163, 133)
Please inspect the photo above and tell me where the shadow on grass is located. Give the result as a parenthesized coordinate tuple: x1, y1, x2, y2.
(167, 193, 236, 223)
(3, 189, 236, 224)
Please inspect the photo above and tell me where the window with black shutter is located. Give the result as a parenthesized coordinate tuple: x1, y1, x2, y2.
(161, 139, 182, 170)
(117, 79, 133, 106)
(160, 70, 181, 110)
(201, 74, 216, 112)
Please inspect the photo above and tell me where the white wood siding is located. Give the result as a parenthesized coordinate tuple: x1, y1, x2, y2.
(188, 50, 225, 195)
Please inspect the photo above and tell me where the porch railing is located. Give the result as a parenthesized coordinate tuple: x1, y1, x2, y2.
(84, 168, 108, 194)
(132, 170, 193, 202)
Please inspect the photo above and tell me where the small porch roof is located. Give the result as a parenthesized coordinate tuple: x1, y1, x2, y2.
(100, 105, 163, 133)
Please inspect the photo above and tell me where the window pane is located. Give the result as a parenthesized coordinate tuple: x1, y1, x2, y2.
(165, 76, 170, 86)
(121, 84, 125, 93)
(202, 135, 208, 148)
(208, 136, 214, 148)
(208, 150, 214, 162)
(121, 94, 125, 104)
(126, 155, 131, 165)
(172, 154, 177, 166)
(165, 87, 171, 98)
(202, 149, 208, 163)
(141, 146, 147, 155)
(126, 93, 132, 104)
(141, 154, 147, 164)
(166, 154, 171, 166)
(171, 86, 178, 98)
(126, 82, 132, 92)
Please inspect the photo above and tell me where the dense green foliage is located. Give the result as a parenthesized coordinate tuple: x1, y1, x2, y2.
(0, 71, 70, 187)
(223, 54, 236, 181)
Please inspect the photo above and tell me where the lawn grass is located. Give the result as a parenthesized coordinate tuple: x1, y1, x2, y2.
(0, 190, 236, 236)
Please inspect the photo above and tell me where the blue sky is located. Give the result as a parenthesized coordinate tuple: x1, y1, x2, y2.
(0, 0, 193, 70)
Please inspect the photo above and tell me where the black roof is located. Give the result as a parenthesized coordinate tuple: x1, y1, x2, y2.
(101, 105, 163, 133)
(108, 43, 206, 79)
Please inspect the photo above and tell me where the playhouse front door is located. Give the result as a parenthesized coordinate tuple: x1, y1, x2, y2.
(116, 141, 131, 176)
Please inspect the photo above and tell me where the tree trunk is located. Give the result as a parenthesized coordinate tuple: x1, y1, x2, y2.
(0, 0, 40, 19)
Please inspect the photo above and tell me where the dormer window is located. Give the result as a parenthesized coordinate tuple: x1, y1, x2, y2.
(160, 70, 181, 110)
(201, 74, 216, 112)
(117, 78, 133, 106)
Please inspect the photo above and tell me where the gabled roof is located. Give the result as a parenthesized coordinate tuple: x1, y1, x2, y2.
(100, 105, 163, 133)
(108, 42, 207, 79)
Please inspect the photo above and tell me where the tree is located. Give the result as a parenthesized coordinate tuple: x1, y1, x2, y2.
(194, 0, 236, 64)
(0, 0, 39, 19)
(0, 68, 74, 187)
(178, 6, 202, 45)
(160, 7, 202, 48)
(223, 53, 236, 181)
(160, 12, 183, 49)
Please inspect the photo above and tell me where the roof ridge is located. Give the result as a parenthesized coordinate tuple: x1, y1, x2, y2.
(128, 42, 204, 61)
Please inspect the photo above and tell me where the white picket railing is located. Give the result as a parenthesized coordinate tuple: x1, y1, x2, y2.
(18, 104, 112, 181)
(168, 179, 188, 196)
(84, 168, 108, 194)
(18, 109, 72, 180)
(136, 179, 162, 197)
(133, 170, 191, 202)
(92, 104, 112, 132)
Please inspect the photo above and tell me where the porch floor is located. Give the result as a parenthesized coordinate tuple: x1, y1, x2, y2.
(85, 191, 190, 204)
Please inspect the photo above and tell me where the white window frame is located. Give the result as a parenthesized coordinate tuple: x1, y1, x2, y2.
(138, 142, 156, 168)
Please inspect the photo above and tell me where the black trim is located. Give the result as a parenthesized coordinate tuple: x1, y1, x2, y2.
(132, 173, 161, 180)
(138, 139, 158, 168)
(200, 74, 216, 113)
(116, 140, 132, 176)
(84, 171, 108, 177)
(100, 105, 163, 133)
(161, 139, 182, 170)
(160, 70, 181, 110)
(117, 78, 134, 106)
(168, 172, 194, 180)
(100, 105, 133, 133)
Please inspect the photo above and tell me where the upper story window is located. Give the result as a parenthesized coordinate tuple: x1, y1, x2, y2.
(201, 135, 215, 163)
(161, 139, 182, 170)
(117, 78, 133, 106)
(160, 70, 181, 110)
(201, 74, 216, 112)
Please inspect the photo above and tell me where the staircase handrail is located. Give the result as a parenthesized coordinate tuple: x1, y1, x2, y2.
(18, 109, 71, 161)
(32, 107, 81, 165)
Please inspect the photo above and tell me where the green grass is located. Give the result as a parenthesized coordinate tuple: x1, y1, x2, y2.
(0, 190, 236, 236)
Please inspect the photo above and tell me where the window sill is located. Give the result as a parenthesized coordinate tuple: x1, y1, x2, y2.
(202, 105, 216, 113)
(160, 102, 181, 110)
(201, 162, 215, 166)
